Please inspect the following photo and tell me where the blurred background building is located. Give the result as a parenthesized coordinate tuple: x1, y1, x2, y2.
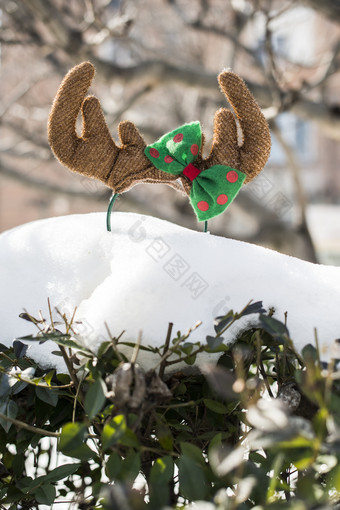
(1, 0, 340, 263)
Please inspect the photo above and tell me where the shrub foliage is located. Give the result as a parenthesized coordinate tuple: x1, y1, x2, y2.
(0, 301, 340, 509)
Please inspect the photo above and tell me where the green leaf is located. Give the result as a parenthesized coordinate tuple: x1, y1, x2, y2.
(293, 453, 317, 471)
(44, 370, 55, 386)
(36, 386, 58, 407)
(34, 484, 56, 505)
(119, 451, 141, 484)
(119, 428, 139, 448)
(17, 465, 77, 493)
(208, 432, 222, 459)
(92, 481, 104, 499)
(12, 454, 25, 476)
(150, 456, 173, 485)
(181, 342, 194, 355)
(0, 400, 18, 433)
(84, 377, 106, 419)
(0, 374, 10, 399)
(301, 344, 318, 362)
(278, 436, 315, 450)
(214, 311, 234, 334)
(102, 414, 126, 452)
(59, 422, 86, 453)
(327, 463, 340, 491)
(62, 443, 95, 461)
(184, 354, 197, 365)
(178, 455, 208, 501)
(156, 423, 173, 451)
(241, 301, 266, 316)
(105, 452, 122, 480)
(206, 336, 224, 350)
(2, 486, 24, 504)
(42, 463, 81, 483)
(260, 315, 289, 340)
(97, 341, 111, 358)
(180, 442, 206, 467)
(57, 373, 71, 384)
(149, 457, 174, 510)
(296, 470, 320, 504)
(9, 400, 19, 420)
(19, 331, 89, 351)
(119, 341, 157, 353)
(203, 398, 229, 414)
(249, 451, 267, 465)
(13, 340, 29, 359)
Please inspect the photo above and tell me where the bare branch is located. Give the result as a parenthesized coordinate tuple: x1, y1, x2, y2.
(3, 120, 50, 151)
(302, 39, 340, 91)
(20, 0, 82, 51)
(264, 13, 284, 106)
(187, 20, 262, 67)
(291, 100, 340, 141)
(0, 73, 50, 118)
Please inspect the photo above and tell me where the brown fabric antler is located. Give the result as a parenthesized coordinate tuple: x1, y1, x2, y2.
(195, 71, 271, 184)
(48, 62, 270, 196)
(208, 71, 271, 183)
(48, 62, 185, 194)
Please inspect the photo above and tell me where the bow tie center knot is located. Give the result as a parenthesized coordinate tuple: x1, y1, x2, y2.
(182, 163, 202, 182)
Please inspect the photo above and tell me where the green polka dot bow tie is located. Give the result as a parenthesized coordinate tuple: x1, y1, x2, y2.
(145, 122, 246, 222)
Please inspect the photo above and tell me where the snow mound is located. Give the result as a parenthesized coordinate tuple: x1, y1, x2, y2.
(0, 212, 340, 372)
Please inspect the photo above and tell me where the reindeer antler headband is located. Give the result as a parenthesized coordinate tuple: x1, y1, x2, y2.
(48, 62, 271, 228)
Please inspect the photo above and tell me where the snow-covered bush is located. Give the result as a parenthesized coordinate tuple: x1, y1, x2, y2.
(1, 302, 340, 509)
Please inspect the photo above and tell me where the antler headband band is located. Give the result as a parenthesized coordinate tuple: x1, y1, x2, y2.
(48, 62, 271, 225)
